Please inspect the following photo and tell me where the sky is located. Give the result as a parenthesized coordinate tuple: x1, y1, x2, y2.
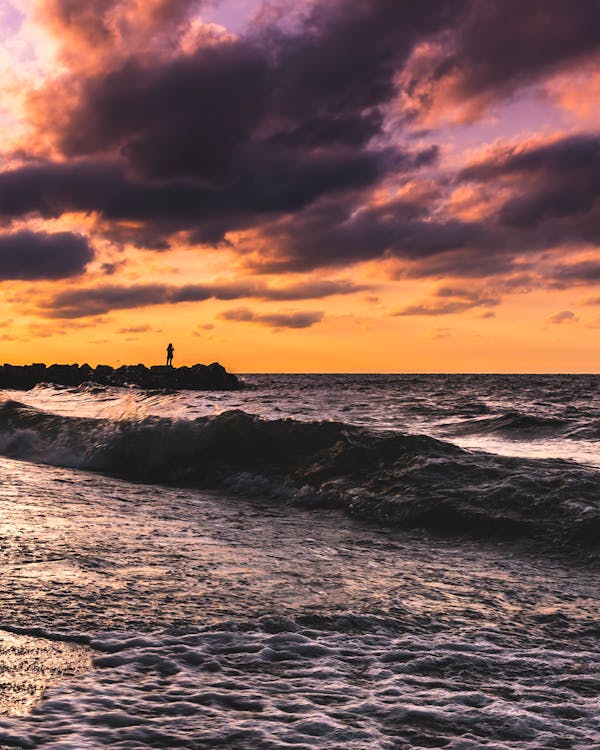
(0, 0, 600, 372)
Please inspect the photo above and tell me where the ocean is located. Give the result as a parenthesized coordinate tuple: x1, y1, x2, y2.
(0, 374, 597, 748)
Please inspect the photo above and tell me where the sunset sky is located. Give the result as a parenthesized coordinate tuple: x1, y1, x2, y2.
(0, 0, 600, 372)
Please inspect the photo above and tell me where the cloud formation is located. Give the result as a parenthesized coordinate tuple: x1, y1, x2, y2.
(220, 307, 324, 329)
(0, 231, 93, 279)
(1, 0, 600, 340)
(37, 0, 206, 65)
(0, 154, 393, 247)
(1, 0, 458, 257)
(460, 135, 600, 243)
(40, 278, 368, 317)
(0, 1, 593, 278)
(117, 325, 152, 333)
(547, 310, 578, 325)
(393, 286, 501, 316)
(549, 260, 600, 287)
(35, 0, 464, 168)
(403, 0, 600, 121)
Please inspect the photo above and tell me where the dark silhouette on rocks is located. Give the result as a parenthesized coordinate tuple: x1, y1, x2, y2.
(166, 343, 174, 367)
(0, 362, 241, 391)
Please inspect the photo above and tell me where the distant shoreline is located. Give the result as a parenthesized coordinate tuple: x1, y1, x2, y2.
(0, 362, 242, 391)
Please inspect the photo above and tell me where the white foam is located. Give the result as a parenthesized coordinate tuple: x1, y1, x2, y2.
(0, 621, 598, 749)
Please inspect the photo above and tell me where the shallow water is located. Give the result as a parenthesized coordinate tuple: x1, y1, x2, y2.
(0, 375, 597, 748)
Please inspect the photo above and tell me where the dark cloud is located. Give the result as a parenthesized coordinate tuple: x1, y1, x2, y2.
(220, 307, 324, 329)
(37, 0, 463, 178)
(117, 325, 152, 333)
(4, 0, 454, 256)
(56, 0, 597, 133)
(5, 0, 600, 285)
(403, 250, 522, 280)
(457, 0, 600, 97)
(35, 0, 600, 179)
(405, 0, 600, 118)
(393, 286, 500, 316)
(250, 194, 473, 270)
(453, 135, 600, 289)
(263, 279, 369, 300)
(0, 150, 538, 279)
(249, 193, 535, 274)
(262, 0, 466, 146)
(45, 283, 168, 317)
(548, 260, 600, 286)
(0, 153, 392, 246)
(461, 135, 600, 183)
(55, 40, 270, 185)
(0, 231, 93, 280)
(101, 260, 127, 275)
(40, 278, 368, 317)
(460, 135, 600, 246)
(547, 310, 578, 325)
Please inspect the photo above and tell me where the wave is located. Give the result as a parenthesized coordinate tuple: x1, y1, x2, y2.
(568, 419, 600, 440)
(0, 400, 597, 554)
(445, 411, 572, 439)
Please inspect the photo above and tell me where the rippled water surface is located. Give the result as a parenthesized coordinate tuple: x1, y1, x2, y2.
(11, 373, 600, 466)
(0, 375, 597, 748)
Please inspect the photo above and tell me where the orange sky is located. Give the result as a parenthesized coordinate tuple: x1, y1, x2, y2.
(0, 0, 599, 372)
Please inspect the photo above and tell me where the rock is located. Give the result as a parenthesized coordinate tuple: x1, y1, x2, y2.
(94, 365, 114, 384)
(0, 363, 242, 391)
(47, 364, 81, 386)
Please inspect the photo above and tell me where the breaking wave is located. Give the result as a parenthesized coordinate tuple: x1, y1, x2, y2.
(0, 400, 597, 553)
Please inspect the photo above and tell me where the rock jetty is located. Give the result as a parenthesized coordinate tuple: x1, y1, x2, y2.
(0, 362, 242, 391)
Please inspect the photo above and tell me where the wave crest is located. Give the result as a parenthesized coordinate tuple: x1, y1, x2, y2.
(0, 401, 597, 553)
(446, 411, 571, 439)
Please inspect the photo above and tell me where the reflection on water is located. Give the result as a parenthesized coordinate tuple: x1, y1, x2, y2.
(0, 631, 90, 717)
(0, 456, 597, 747)
(451, 434, 600, 467)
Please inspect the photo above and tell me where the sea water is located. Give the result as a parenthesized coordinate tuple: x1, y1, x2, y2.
(0, 374, 597, 748)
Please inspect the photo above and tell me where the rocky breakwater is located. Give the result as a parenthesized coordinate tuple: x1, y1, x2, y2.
(0, 362, 242, 391)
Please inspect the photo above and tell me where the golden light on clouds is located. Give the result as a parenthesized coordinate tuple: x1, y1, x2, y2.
(0, 0, 598, 371)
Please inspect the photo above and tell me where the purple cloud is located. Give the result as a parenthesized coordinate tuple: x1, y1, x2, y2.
(220, 307, 324, 329)
(0, 231, 93, 279)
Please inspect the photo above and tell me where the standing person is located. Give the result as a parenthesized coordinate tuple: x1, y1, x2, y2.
(166, 342, 174, 367)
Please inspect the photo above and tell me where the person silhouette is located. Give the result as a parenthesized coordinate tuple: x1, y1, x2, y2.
(166, 342, 174, 367)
